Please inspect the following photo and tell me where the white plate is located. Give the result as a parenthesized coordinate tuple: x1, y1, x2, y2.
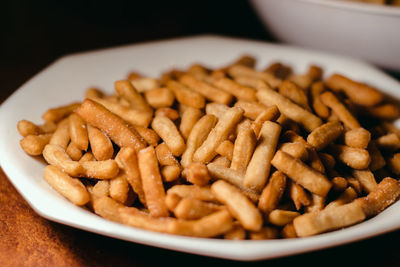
(0, 35, 399, 261)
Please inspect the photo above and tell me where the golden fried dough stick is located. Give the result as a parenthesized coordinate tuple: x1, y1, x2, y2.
(211, 180, 263, 231)
(20, 133, 52, 156)
(231, 120, 257, 172)
(193, 107, 243, 163)
(356, 177, 400, 217)
(330, 145, 370, 170)
(307, 121, 344, 151)
(352, 169, 377, 193)
(182, 162, 211, 186)
(278, 80, 311, 110)
(114, 80, 151, 111)
(173, 197, 221, 220)
(49, 118, 70, 150)
(326, 74, 383, 106)
(42, 102, 81, 123)
(138, 146, 169, 217)
(233, 100, 276, 120)
(93, 196, 124, 223)
(44, 165, 89, 206)
(155, 143, 179, 166)
(271, 150, 332, 197)
(179, 107, 202, 140)
(325, 187, 358, 209)
(289, 181, 311, 210)
(167, 185, 217, 203)
(212, 77, 257, 102)
(216, 140, 234, 161)
(257, 84, 322, 132)
(249, 227, 279, 240)
(310, 81, 330, 118)
(90, 97, 153, 128)
(166, 80, 205, 109)
(268, 210, 300, 227)
(144, 88, 175, 108)
(179, 74, 233, 105)
(151, 115, 186, 157)
(75, 99, 146, 152)
(228, 64, 282, 89)
(115, 147, 146, 205)
(244, 121, 281, 191)
(293, 201, 366, 237)
(388, 153, 400, 175)
(320, 91, 361, 129)
(344, 128, 371, 149)
(258, 171, 287, 214)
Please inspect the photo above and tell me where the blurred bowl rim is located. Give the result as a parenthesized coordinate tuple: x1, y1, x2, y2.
(294, 0, 400, 16)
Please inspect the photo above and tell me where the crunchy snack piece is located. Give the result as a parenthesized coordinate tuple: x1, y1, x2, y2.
(181, 114, 217, 167)
(44, 165, 89, 206)
(138, 146, 169, 217)
(155, 143, 179, 166)
(115, 147, 146, 205)
(388, 153, 400, 175)
(180, 74, 233, 105)
(257, 84, 322, 132)
(344, 128, 371, 149)
(179, 107, 202, 140)
(249, 227, 279, 240)
(234, 100, 278, 120)
(278, 80, 310, 110)
(293, 201, 366, 237)
(20, 133, 52, 156)
(87, 124, 113, 161)
(326, 74, 383, 107)
(93, 196, 124, 223)
(114, 80, 151, 111)
(352, 169, 377, 193)
(90, 97, 153, 127)
(173, 197, 221, 220)
(152, 115, 186, 157)
(75, 99, 146, 152)
(167, 185, 217, 203)
(228, 64, 282, 89)
(166, 80, 205, 109)
(49, 118, 70, 150)
(43, 144, 83, 177)
(289, 181, 311, 210)
(258, 171, 287, 213)
(330, 145, 370, 170)
(193, 107, 243, 163)
(307, 121, 344, 151)
(231, 120, 257, 172)
(320, 91, 360, 129)
(271, 151, 332, 197)
(310, 82, 330, 119)
(182, 162, 211, 186)
(356, 177, 400, 217)
(268, 209, 300, 227)
(216, 140, 234, 161)
(211, 180, 263, 231)
(161, 165, 181, 182)
(244, 121, 281, 191)
(326, 187, 358, 209)
(144, 87, 175, 108)
(213, 77, 257, 102)
(42, 102, 81, 123)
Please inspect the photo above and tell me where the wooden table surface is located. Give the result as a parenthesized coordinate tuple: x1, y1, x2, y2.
(2, 1, 400, 266)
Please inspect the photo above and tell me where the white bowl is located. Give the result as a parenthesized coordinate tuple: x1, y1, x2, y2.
(0, 35, 399, 261)
(250, 0, 400, 70)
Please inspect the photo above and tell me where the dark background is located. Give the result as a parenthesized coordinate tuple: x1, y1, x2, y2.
(1, 1, 400, 266)
(1, 0, 271, 103)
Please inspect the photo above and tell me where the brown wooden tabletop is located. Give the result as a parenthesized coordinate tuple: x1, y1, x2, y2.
(2, 1, 400, 266)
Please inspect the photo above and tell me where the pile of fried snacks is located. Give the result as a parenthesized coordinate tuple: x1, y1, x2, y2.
(18, 55, 400, 239)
